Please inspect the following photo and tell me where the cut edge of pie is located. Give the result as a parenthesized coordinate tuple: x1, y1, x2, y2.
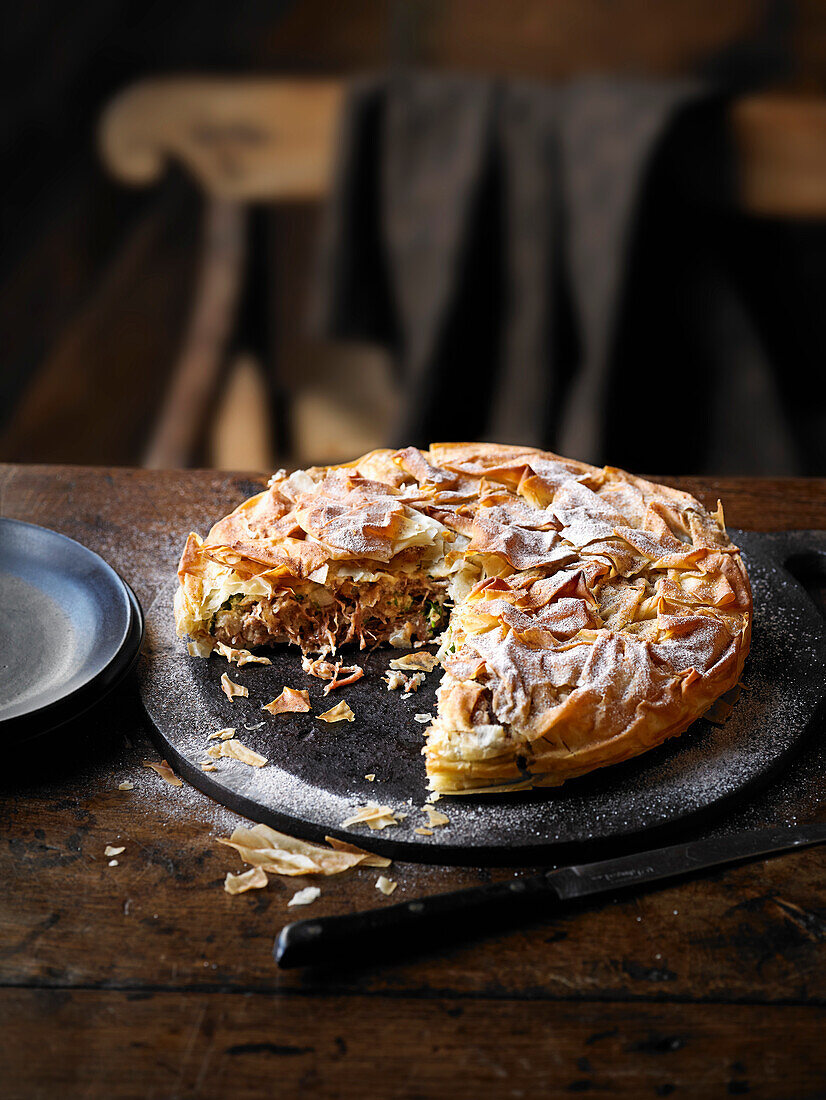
(174, 443, 752, 795)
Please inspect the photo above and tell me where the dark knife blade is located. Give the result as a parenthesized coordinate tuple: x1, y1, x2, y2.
(275, 824, 826, 969)
(545, 824, 826, 901)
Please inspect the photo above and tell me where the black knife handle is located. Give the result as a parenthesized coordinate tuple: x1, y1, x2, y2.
(275, 872, 557, 969)
(275, 825, 826, 968)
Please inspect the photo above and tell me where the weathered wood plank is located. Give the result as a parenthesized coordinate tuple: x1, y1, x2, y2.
(2, 990, 826, 1100)
(2, 719, 825, 1002)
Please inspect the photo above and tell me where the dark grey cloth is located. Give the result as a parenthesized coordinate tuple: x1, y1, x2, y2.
(314, 72, 811, 474)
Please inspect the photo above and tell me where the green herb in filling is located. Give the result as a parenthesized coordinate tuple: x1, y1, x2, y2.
(424, 598, 444, 636)
(220, 593, 248, 611)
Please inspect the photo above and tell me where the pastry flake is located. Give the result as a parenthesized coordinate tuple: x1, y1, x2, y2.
(263, 687, 311, 715)
(143, 760, 182, 787)
(341, 803, 400, 830)
(388, 652, 439, 672)
(224, 866, 269, 894)
(220, 673, 248, 701)
(213, 640, 272, 666)
(288, 886, 320, 907)
(217, 739, 268, 767)
(323, 835, 391, 868)
(207, 727, 236, 740)
(317, 700, 355, 724)
(423, 806, 449, 828)
(219, 823, 381, 875)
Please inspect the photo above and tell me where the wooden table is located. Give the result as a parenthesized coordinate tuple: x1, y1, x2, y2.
(2, 466, 826, 1099)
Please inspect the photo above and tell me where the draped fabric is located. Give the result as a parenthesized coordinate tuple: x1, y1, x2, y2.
(314, 72, 815, 474)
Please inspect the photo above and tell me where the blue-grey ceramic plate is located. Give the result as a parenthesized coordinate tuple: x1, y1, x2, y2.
(0, 518, 143, 738)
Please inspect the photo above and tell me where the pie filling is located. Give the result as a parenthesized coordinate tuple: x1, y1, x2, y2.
(210, 575, 450, 653)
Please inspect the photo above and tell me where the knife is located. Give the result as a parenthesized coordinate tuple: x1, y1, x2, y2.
(275, 824, 826, 969)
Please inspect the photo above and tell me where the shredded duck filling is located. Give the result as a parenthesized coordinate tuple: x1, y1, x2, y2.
(211, 575, 449, 654)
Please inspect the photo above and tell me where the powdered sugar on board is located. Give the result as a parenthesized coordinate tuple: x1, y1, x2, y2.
(138, 532, 826, 864)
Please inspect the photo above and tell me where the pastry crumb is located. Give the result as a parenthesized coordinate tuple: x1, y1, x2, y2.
(423, 806, 449, 828)
(117, 781, 134, 791)
(376, 875, 397, 896)
(383, 670, 406, 691)
(402, 673, 425, 695)
(207, 727, 236, 740)
(288, 886, 320, 907)
(385, 669, 426, 693)
(104, 845, 125, 857)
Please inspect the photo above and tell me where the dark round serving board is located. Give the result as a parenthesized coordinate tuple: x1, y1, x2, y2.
(139, 530, 826, 864)
(1, 518, 144, 739)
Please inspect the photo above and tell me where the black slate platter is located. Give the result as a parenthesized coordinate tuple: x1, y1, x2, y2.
(1, 518, 144, 739)
(138, 530, 826, 864)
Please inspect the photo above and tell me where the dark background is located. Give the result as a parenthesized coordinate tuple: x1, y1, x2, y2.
(3, 0, 826, 472)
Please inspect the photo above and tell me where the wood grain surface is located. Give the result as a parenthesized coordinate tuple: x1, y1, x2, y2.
(1, 465, 825, 1099)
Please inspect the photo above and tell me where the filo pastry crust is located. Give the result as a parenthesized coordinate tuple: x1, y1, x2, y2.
(174, 443, 751, 794)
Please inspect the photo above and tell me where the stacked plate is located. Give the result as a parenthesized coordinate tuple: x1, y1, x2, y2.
(0, 518, 144, 739)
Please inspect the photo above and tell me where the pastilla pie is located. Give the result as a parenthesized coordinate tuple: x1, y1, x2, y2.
(175, 444, 751, 794)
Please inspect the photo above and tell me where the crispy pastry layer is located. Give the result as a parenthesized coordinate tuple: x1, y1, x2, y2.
(174, 444, 751, 794)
